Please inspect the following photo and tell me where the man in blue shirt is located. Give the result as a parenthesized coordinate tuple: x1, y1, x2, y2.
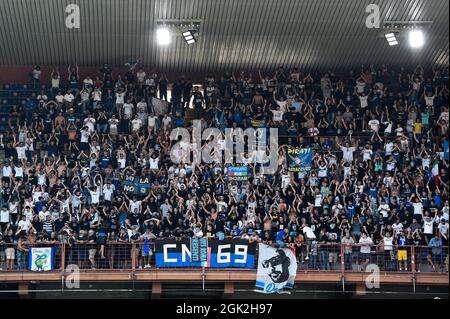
(428, 234, 443, 271)
(34, 196, 48, 215)
(275, 228, 288, 248)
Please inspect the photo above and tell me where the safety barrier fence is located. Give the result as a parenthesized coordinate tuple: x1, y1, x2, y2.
(0, 242, 448, 274)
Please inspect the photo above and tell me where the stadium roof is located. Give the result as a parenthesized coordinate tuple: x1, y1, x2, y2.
(0, 0, 448, 72)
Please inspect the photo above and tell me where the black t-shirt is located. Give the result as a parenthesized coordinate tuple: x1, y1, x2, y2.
(55, 219, 65, 232)
(4, 235, 15, 244)
(97, 113, 108, 125)
(319, 234, 329, 244)
(214, 218, 225, 233)
(159, 79, 168, 90)
(88, 234, 97, 248)
(76, 234, 87, 243)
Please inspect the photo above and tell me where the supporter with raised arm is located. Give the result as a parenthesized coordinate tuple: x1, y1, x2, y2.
(0, 64, 447, 273)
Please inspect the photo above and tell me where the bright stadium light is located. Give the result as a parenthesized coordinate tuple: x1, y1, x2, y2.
(409, 30, 424, 48)
(156, 27, 171, 45)
(385, 32, 398, 46)
(182, 30, 197, 45)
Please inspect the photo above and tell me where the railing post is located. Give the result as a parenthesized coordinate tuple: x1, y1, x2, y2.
(60, 243, 66, 291)
(60, 243, 66, 272)
(340, 243, 345, 292)
(131, 243, 136, 272)
(411, 245, 416, 294)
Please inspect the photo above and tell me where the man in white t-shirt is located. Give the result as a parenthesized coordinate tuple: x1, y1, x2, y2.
(275, 96, 288, 113)
(108, 115, 119, 135)
(368, 116, 380, 132)
(149, 156, 159, 170)
(123, 101, 134, 119)
(424, 91, 435, 107)
(378, 199, 391, 218)
(412, 198, 424, 220)
(162, 114, 172, 129)
(115, 89, 125, 111)
(136, 69, 146, 84)
(2, 162, 13, 180)
(83, 116, 96, 133)
(137, 98, 147, 111)
(102, 181, 115, 204)
(55, 92, 64, 105)
(337, 139, 356, 163)
(80, 126, 91, 150)
(148, 113, 158, 133)
(216, 195, 228, 213)
(437, 219, 449, 244)
(384, 141, 394, 156)
(131, 115, 143, 132)
(0, 207, 10, 228)
(361, 144, 373, 161)
(359, 232, 373, 270)
(129, 197, 143, 214)
(91, 88, 102, 109)
(381, 230, 394, 270)
(16, 215, 31, 235)
(358, 92, 369, 108)
(64, 90, 75, 108)
(89, 186, 100, 205)
(272, 110, 283, 122)
(15, 142, 27, 160)
(83, 76, 94, 89)
(422, 216, 434, 238)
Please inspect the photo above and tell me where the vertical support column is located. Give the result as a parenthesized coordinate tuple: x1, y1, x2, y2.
(18, 282, 29, 296)
(132, 243, 136, 272)
(223, 282, 234, 298)
(411, 245, 416, 273)
(60, 243, 66, 272)
(152, 282, 162, 299)
(355, 283, 366, 296)
(411, 245, 416, 294)
(60, 243, 66, 290)
(340, 244, 345, 292)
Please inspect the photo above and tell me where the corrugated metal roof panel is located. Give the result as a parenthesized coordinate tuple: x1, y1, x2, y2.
(0, 0, 447, 71)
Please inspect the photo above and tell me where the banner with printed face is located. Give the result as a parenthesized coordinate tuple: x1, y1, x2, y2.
(121, 175, 151, 196)
(155, 239, 256, 268)
(255, 243, 297, 294)
(287, 147, 312, 172)
(227, 166, 248, 181)
(29, 247, 54, 271)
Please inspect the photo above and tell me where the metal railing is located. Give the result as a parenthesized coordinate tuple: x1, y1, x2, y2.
(0, 242, 448, 274)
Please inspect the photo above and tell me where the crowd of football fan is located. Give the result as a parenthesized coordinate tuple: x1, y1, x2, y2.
(0, 63, 448, 271)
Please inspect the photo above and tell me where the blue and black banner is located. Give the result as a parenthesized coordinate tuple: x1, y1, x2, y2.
(121, 174, 151, 196)
(287, 147, 312, 172)
(155, 239, 256, 268)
